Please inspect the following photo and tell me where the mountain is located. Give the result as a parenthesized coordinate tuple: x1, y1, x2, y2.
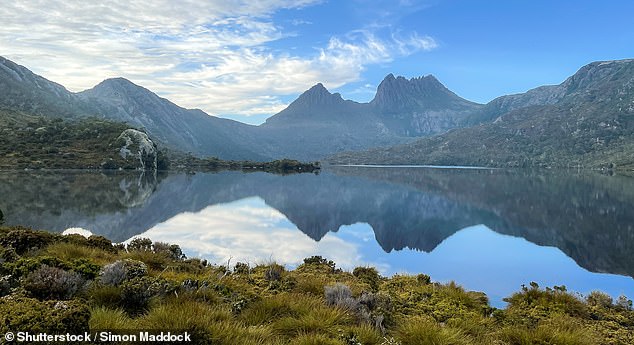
(330, 59, 634, 170)
(0, 57, 94, 117)
(1, 56, 484, 161)
(78, 78, 264, 160)
(259, 83, 407, 160)
(371, 74, 483, 136)
(0, 57, 264, 160)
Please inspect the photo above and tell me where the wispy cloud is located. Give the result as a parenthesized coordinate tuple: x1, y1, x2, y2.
(0, 1, 436, 119)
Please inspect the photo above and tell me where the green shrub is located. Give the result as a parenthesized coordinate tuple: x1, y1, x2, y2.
(353, 266, 381, 292)
(86, 235, 116, 252)
(586, 291, 613, 308)
(128, 237, 153, 252)
(0, 229, 56, 254)
(152, 241, 185, 260)
(416, 274, 431, 285)
(234, 262, 250, 275)
(301, 256, 337, 273)
(0, 246, 18, 264)
(69, 258, 101, 280)
(0, 296, 90, 333)
(120, 276, 155, 315)
(504, 284, 588, 319)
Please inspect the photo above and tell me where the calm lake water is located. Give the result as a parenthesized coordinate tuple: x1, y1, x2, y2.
(1, 167, 633, 306)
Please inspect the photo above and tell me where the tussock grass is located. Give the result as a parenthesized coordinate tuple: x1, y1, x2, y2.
(43, 242, 115, 264)
(395, 316, 475, 345)
(89, 307, 131, 330)
(289, 333, 344, 345)
(272, 306, 355, 337)
(240, 293, 321, 325)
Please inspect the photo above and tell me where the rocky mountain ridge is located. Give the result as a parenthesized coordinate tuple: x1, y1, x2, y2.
(3, 56, 634, 166)
(331, 58, 634, 170)
(0, 56, 482, 161)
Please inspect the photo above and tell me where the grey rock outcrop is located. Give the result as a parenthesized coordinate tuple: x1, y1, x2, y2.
(116, 129, 158, 171)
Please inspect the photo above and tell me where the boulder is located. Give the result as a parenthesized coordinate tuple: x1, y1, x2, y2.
(116, 129, 158, 170)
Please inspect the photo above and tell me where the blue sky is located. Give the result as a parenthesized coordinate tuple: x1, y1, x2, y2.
(2, 0, 633, 124)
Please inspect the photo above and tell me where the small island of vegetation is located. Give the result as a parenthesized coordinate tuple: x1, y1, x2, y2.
(0, 227, 632, 344)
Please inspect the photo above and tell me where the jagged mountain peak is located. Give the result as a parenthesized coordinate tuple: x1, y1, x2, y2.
(371, 73, 477, 112)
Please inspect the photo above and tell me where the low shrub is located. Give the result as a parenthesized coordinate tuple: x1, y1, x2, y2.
(99, 259, 147, 286)
(0, 229, 56, 254)
(23, 265, 86, 300)
(353, 266, 381, 292)
(127, 237, 153, 252)
(586, 291, 613, 308)
(264, 263, 285, 282)
(0, 296, 90, 333)
(152, 241, 186, 260)
(300, 256, 337, 273)
(234, 262, 250, 275)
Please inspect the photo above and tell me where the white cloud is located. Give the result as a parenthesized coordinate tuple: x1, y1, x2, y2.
(0, 1, 436, 119)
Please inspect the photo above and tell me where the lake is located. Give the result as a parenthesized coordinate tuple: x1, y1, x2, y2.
(1, 166, 633, 306)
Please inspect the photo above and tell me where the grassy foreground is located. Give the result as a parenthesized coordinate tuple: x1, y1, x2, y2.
(0, 227, 632, 345)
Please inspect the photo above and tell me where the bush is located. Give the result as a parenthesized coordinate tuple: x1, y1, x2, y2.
(302, 256, 336, 272)
(0, 275, 12, 297)
(586, 291, 613, 308)
(0, 297, 90, 334)
(87, 235, 116, 252)
(100, 259, 147, 286)
(120, 277, 155, 315)
(324, 283, 354, 307)
(23, 265, 86, 300)
(353, 266, 381, 292)
(69, 258, 101, 280)
(616, 295, 633, 311)
(417, 274, 432, 285)
(0, 229, 56, 254)
(152, 241, 185, 260)
(234, 262, 250, 275)
(0, 246, 18, 264)
(128, 237, 153, 252)
(264, 263, 285, 282)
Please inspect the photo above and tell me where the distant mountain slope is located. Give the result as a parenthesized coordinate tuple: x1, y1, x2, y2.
(259, 77, 483, 160)
(78, 78, 265, 160)
(0, 57, 264, 160)
(0, 57, 94, 117)
(1, 56, 482, 161)
(330, 59, 634, 170)
(259, 83, 407, 160)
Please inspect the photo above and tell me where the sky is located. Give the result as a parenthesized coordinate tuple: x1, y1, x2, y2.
(2, 0, 633, 124)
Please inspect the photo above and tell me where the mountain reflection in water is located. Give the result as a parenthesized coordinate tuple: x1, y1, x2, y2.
(1, 167, 633, 305)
